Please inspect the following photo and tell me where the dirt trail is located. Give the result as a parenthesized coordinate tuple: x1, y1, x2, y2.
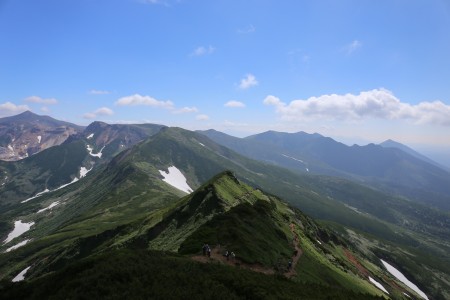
(192, 246, 275, 275)
(285, 222, 303, 278)
(191, 222, 303, 277)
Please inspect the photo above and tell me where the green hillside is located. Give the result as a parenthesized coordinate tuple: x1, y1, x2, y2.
(0, 127, 448, 299)
(0, 249, 383, 300)
(0, 171, 390, 299)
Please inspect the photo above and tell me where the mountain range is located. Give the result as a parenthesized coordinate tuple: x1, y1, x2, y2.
(0, 111, 449, 299)
(199, 129, 450, 210)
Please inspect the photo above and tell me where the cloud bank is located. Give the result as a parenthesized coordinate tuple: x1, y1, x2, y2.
(190, 45, 215, 57)
(239, 74, 258, 89)
(0, 102, 30, 117)
(115, 94, 174, 109)
(263, 89, 450, 126)
(25, 96, 58, 105)
(83, 107, 114, 119)
(224, 100, 245, 108)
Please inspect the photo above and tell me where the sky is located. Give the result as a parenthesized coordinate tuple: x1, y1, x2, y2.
(1, 0, 450, 165)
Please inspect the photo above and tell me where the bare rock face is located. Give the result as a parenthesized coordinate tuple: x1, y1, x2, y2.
(0, 111, 84, 161)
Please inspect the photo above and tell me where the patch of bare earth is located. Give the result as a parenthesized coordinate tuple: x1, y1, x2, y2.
(344, 249, 370, 278)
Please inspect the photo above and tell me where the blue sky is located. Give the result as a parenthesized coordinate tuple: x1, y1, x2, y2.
(1, 0, 450, 164)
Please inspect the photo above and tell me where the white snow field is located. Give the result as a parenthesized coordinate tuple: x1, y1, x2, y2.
(12, 266, 31, 282)
(22, 189, 50, 203)
(159, 166, 193, 193)
(87, 133, 94, 139)
(6, 239, 31, 252)
(37, 135, 41, 143)
(369, 276, 389, 294)
(3, 220, 35, 244)
(22, 166, 91, 203)
(381, 260, 428, 300)
(37, 201, 60, 213)
(87, 145, 105, 158)
(79, 166, 92, 178)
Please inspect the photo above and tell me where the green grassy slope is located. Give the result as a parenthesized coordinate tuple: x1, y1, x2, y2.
(1, 127, 448, 298)
(0, 249, 384, 300)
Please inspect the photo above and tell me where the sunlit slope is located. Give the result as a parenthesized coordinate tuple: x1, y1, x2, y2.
(1, 127, 448, 299)
(0, 171, 389, 299)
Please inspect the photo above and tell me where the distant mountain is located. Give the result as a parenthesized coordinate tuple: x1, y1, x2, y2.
(82, 121, 166, 158)
(380, 139, 444, 169)
(0, 120, 166, 206)
(199, 129, 450, 210)
(0, 111, 84, 161)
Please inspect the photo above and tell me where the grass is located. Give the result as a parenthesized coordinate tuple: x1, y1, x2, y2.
(0, 249, 385, 300)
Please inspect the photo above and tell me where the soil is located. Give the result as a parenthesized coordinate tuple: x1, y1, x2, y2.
(344, 248, 370, 278)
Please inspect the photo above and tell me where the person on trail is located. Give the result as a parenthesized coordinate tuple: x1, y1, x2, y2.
(224, 250, 229, 260)
(202, 243, 207, 256)
(207, 246, 211, 258)
(231, 251, 235, 261)
(288, 260, 292, 270)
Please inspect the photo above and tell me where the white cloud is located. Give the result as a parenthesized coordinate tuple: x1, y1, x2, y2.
(190, 45, 215, 57)
(224, 100, 246, 108)
(173, 106, 198, 114)
(344, 40, 362, 54)
(25, 96, 58, 105)
(141, 0, 167, 5)
(89, 89, 110, 95)
(0, 102, 30, 117)
(115, 94, 174, 109)
(196, 114, 209, 121)
(40, 106, 50, 113)
(263, 89, 450, 126)
(95, 107, 114, 116)
(237, 24, 256, 34)
(83, 107, 114, 119)
(239, 74, 258, 89)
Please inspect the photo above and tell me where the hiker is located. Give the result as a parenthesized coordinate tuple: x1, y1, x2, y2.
(207, 246, 211, 257)
(288, 260, 292, 270)
(230, 251, 235, 261)
(224, 250, 229, 260)
(202, 243, 207, 256)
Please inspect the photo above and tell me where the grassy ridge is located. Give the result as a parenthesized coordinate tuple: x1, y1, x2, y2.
(0, 249, 384, 300)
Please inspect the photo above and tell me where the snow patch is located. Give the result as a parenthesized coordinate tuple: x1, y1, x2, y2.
(22, 167, 86, 203)
(87, 133, 94, 139)
(55, 177, 79, 191)
(381, 259, 428, 300)
(306, 168, 309, 172)
(12, 266, 31, 282)
(198, 142, 205, 147)
(3, 221, 35, 244)
(316, 240, 322, 245)
(6, 239, 30, 252)
(37, 135, 41, 143)
(87, 145, 105, 158)
(159, 166, 193, 193)
(79, 166, 92, 178)
(7, 144, 13, 152)
(22, 189, 50, 203)
(37, 201, 60, 213)
(282, 154, 304, 163)
(369, 276, 389, 294)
